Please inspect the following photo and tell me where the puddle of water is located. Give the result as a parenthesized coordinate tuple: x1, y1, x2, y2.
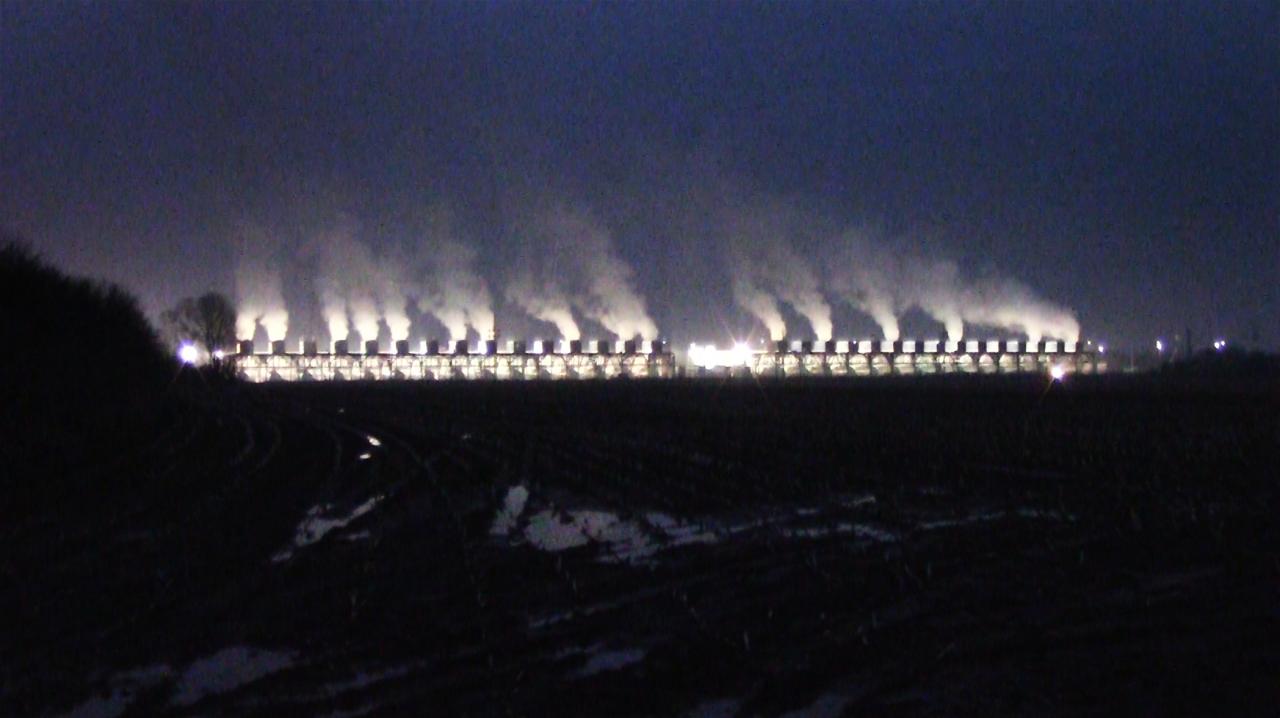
(567, 646, 647, 679)
(489, 485, 530, 536)
(273, 496, 383, 562)
(171, 646, 295, 707)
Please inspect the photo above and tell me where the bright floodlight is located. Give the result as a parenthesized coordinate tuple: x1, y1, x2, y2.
(1156, 339, 1164, 352)
(689, 342, 753, 369)
(178, 343, 199, 364)
(1050, 365, 1066, 381)
(212, 349, 225, 360)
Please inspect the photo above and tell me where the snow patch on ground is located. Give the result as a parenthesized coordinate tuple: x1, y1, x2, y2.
(686, 698, 742, 718)
(524, 510, 594, 552)
(273, 496, 383, 562)
(779, 692, 852, 718)
(839, 493, 877, 508)
(62, 665, 172, 718)
(66, 647, 296, 715)
(1015, 507, 1075, 521)
(919, 507, 1074, 531)
(523, 509, 657, 563)
(567, 646, 647, 679)
(850, 523, 899, 543)
(324, 664, 413, 693)
(919, 511, 1006, 530)
(490, 485, 530, 536)
(171, 646, 295, 707)
(645, 512, 718, 547)
(783, 522, 900, 543)
(519, 507, 716, 564)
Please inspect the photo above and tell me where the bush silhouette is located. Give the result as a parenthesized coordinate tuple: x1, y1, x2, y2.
(0, 234, 173, 502)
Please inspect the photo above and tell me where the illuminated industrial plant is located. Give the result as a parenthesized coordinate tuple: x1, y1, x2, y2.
(685, 338, 1101, 378)
(230, 334, 1103, 382)
(232, 338, 675, 382)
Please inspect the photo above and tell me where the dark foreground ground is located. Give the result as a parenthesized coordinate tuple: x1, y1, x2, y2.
(5, 374, 1279, 716)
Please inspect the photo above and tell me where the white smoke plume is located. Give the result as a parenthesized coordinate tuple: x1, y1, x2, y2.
(505, 276, 581, 341)
(730, 273, 787, 341)
(232, 223, 289, 341)
(413, 232, 496, 343)
(312, 221, 398, 349)
(373, 245, 412, 343)
(724, 207, 833, 341)
(313, 235, 349, 350)
(958, 277, 1081, 344)
(828, 229, 1080, 342)
(828, 233, 904, 341)
(901, 255, 964, 342)
(761, 244, 833, 342)
(507, 206, 658, 341)
(538, 208, 658, 341)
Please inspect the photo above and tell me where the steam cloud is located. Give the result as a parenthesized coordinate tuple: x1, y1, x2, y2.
(507, 206, 658, 341)
(505, 276, 581, 341)
(224, 165, 1077, 350)
(730, 273, 787, 341)
(312, 217, 494, 348)
(413, 234, 496, 343)
(829, 229, 1080, 342)
(724, 206, 833, 342)
(233, 223, 289, 341)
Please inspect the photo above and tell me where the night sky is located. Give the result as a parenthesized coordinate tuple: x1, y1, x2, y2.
(3, 1, 1277, 350)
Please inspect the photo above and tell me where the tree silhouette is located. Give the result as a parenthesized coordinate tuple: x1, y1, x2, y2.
(161, 292, 237, 358)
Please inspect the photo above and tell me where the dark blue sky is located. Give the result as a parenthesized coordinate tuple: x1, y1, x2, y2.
(3, 1, 1277, 349)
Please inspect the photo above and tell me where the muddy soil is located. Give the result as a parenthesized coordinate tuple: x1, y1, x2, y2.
(5, 375, 1278, 716)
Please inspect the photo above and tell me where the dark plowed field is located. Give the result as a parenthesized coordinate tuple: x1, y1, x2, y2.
(5, 376, 1279, 716)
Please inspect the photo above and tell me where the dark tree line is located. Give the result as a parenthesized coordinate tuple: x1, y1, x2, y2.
(0, 232, 173, 503)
